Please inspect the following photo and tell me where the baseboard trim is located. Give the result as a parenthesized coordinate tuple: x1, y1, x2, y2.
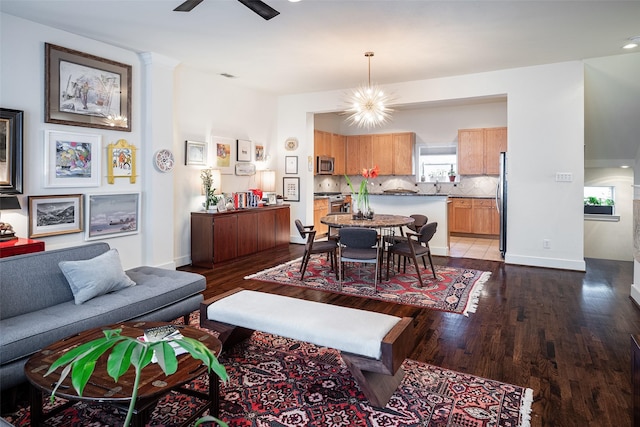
(505, 254, 586, 271)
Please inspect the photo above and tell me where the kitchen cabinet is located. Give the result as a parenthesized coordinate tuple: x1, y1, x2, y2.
(347, 132, 414, 176)
(458, 127, 507, 175)
(331, 133, 346, 175)
(392, 132, 415, 175)
(191, 205, 290, 268)
(450, 198, 472, 233)
(313, 198, 329, 237)
(372, 134, 394, 175)
(448, 197, 499, 235)
(346, 135, 372, 175)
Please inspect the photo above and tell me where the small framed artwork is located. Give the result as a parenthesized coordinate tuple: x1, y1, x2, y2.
(28, 194, 83, 238)
(267, 194, 277, 205)
(285, 156, 298, 174)
(107, 139, 136, 184)
(44, 130, 101, 187)
(86, 192, 140, 240)
(0, 108, 23, 194)
(283, 177, 300, 202)
(185, 140, 207, 166)
(255, 144, 265, 162)
(237, 139, 252, 162)
(213, 136, 234, 174)
(45, 43, 131, 131)
(235, 163, 256, 176)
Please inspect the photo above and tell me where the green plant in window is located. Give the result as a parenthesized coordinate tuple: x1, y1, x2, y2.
(584, 196, 601, 206)
(604, 198, 615, 206)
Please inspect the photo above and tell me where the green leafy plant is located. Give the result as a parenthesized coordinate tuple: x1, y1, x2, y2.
(201, 168, 220, 210)
(584, 196, 601, 206)
(45, 328, 229, 427)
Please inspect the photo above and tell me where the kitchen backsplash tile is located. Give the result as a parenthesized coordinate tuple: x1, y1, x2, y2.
(317, 175, 499, 197)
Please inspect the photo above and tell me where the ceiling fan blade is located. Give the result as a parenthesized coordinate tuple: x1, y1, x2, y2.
(174, 0, 204, 12)
(237, 0, 280, 20)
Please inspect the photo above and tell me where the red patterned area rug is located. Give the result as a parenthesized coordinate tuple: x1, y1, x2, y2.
(245, 256, 491, 316)
(2, 327, 533, 427)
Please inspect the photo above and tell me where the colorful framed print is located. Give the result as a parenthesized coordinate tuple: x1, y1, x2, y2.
(28, 194, 83, 238)
(213, 136, 234, 174)
(283, 177, 300, 202)
(0, 108, 23, 194)
(45, 43, 131, 131)
(185, 140, 207, 166)
(44, 130, 101, 187)
(86, 192, 140, 240)
(285, 156, 298, 174)
(107, 139, 136, 184)
(255, 144, 265, 162)
(237, 139, 251, 162)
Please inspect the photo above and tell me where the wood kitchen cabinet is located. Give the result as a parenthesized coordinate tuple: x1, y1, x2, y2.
(450, 198, 473, 233)
(313, 198, 329, 237)
(331, 133, 346, 175)
(458, 127, 507, 175)
(346, 135, 372, 175)
(392, 132, 415, 175)
(372, 134, 394, 175)
(191, 205, 290, 268)
(448, 197, 499, 235)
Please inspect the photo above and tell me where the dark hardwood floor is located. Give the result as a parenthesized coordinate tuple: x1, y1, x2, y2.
(182, 244, 640, 427)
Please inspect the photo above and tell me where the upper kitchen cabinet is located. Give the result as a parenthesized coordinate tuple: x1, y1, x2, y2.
(346, 135, 373, 175)
(314, 130, 331, 157)
(347, 132, 414, 176)
(458, 127, 507, 175)
(331, 133, 346, 175)
(392, 132, 415, 175)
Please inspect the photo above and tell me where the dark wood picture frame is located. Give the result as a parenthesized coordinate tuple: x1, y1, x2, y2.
(28, 194, 83, 238)
(45, 43, 132, 131)
(283, 177, 300, 202)
(0, 108, 23, 194)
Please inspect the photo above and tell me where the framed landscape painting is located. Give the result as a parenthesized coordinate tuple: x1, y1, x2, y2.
(86, 192, 140, 240)
(45, 43, 132, 131)
(44, 130, 101, 187)
(28, 194, 83, 238)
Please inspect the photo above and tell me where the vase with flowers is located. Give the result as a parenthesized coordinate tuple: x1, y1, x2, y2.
(200, 168, 220, 212)
(345, 165, 379, 220)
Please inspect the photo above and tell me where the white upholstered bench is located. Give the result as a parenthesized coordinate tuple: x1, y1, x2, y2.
(200, 288, 414, 407)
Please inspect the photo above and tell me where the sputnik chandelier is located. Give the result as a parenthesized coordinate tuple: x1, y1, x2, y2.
(343, 51, 394, 129)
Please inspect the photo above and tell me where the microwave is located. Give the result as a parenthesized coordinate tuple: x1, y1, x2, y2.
(316, 156, 334, 175)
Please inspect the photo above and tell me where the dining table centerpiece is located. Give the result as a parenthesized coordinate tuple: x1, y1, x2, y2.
(346, 165, 379, 220)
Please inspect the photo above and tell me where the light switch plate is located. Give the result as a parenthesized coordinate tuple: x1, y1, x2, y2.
(555, 172, 573, 182)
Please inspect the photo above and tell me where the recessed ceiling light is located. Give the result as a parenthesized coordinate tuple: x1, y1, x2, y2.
(623, 36, 640, 49)
(621, 165, 630, 168)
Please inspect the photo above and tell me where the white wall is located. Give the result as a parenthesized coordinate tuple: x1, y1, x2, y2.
(0, 14, 146, 269)
(172, 66, 278, 266)
(279, 62, 587, 271)
(584, 168, 634, 261)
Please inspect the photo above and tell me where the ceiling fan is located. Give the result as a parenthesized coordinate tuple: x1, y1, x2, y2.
(174, 0, 280, 20)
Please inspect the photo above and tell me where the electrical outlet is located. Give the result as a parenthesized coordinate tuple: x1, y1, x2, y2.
(543, 239, 551, 249)
(555, 172, 573, 182)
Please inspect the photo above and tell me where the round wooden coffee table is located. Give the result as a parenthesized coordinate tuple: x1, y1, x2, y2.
(25, 321, 222, 427)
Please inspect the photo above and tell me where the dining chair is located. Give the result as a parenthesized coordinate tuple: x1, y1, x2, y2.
(386, 222, 438, 287)
(295, 219, 338, 280)
(338, 227, 381, 289)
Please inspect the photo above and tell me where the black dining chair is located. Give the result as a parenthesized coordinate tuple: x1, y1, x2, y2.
(386, 222, 438, 287)
(295, 219, 338, 280)
(338, 227, 382, 289)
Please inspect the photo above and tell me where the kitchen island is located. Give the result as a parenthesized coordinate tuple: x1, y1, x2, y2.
(367, 194, 449, 256)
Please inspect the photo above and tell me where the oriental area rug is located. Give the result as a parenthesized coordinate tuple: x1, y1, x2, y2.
(245, 256, 491, 316)
(3, 315, 533, 427)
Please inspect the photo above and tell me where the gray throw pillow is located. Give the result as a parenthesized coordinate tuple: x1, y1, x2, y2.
(59, 249, 136, 304)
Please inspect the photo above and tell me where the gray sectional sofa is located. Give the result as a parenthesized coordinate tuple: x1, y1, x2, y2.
(0, 242, 206, 391)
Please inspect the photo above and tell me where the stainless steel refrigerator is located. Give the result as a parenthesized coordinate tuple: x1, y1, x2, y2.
(497, 152, 507, 258)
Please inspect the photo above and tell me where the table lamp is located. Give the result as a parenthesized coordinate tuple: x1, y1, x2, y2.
(0, 195, 21, 241)
(261, 170, 276, 203)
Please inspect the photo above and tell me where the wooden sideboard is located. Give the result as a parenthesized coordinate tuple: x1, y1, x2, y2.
(191, 205, 290, 268)
(0, 238, 45, 258)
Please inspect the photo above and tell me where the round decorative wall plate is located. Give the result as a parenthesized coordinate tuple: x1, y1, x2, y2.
(285, 137, 298, 151)
(154, 149, 175, 172)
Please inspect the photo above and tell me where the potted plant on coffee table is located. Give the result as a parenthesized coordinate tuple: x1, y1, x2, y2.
(45, 327, 229, 427)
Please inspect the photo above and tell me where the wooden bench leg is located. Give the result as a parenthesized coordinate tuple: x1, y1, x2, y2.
(342, 354, 404, 408)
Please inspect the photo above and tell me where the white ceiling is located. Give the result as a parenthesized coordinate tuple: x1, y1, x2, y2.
(2, 0, 640, 163)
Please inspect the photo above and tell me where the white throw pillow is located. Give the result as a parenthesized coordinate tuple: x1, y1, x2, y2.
(59, 249, 136, 304)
